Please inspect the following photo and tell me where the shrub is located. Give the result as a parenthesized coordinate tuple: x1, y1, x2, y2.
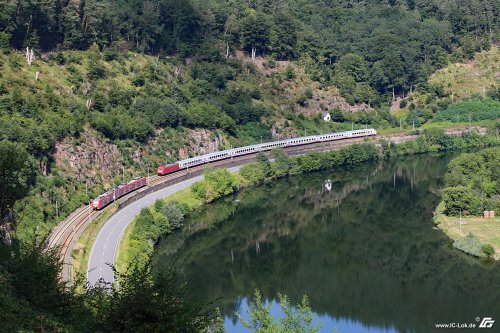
(441, 186, 482, 216)
(482, 244, 495, 258)
(162, 201, 184, 230)
(453, 233, 484, 257)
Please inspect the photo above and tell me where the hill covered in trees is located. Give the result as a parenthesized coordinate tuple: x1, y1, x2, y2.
(1, 0, 498, 102)
(0, 0, 499, 244)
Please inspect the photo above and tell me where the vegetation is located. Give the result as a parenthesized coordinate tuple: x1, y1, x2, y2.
(433, 99, 500, 123)
(0, 240, 225, 332)
(1, 0, 497, 101)
(433, 147, 500, 259)
(0, 3, 498, 244)
(434, 202, 499, 258)
(236, 290, 321, 333)
(453, 233, 489, 258)
(1, 0, 498, 331)
(441, 147, 500, 215)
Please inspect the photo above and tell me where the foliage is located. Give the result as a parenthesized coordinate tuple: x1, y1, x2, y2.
(481, 244, 495, 258)
(0, 240, 218, 332)
(441, 147, 500, 216)
(132, 97, 181, 127)
(0, 241, 92, 332)
(0, 0, 496, 100)
(433, 99, 500, 123)
(0, 141, 31, 239)
(453, 233, 485, 258)
(381, 129, 500, 159)
(94, 262, 212, 332)
(236, 289, 321, 333)
(192, 169, 239, 203)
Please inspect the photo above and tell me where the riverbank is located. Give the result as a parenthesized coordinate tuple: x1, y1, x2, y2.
(433, 146, 500, 259)
(434, 202, 500, 259)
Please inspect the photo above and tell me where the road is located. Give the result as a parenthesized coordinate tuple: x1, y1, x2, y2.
(87, 166, 242, 286)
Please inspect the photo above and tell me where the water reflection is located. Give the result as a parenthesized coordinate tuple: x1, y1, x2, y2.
(153, 154, 500, 333)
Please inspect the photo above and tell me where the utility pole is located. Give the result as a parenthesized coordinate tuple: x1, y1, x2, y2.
(399, 118, 402, 130)
(412, 119, 415, 131)
(352, 122, 354, 131)
(147, 165, 149, 186)
(459, 209, 462, 233)
(55, 200, 58, 220)
(122, 166, 125, 183)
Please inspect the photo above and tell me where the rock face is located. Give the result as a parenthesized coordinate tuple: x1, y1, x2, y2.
(54, 128, 227, 186)
(54, 128, 122, 186)
(179, 129, 225, 158)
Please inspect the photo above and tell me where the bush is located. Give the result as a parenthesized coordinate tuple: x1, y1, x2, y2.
(162, 201, 184, 230)
(482, 244, 495, 258)
(453, 233, 484, 257)
(91, 110, 152, 141)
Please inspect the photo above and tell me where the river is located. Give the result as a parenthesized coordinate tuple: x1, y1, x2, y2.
(153, 153, 500, 333)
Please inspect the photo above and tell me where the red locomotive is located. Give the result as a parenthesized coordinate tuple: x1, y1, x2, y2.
(156, 163, 180, 176)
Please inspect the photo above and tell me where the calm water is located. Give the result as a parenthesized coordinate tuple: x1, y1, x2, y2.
(153, 153, 500, 333)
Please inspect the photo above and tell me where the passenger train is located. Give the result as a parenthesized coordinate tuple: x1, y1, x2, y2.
(91, 176, 147, 210)
(91, 128, 376, 210)
(157, 128, 376, 175)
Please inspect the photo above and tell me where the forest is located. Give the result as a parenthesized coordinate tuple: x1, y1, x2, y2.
(1, 0, 498, 100)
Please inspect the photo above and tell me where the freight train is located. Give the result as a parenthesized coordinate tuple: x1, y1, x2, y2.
(91, 128, 376, 210)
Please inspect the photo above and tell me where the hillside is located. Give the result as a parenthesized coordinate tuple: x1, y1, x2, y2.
(0, 0, 498, 244)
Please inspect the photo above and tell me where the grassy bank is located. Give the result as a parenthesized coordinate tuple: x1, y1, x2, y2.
(434, 202, 499, 259)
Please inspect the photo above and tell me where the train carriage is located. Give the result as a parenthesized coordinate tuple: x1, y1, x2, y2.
(91, 176, 147, 210)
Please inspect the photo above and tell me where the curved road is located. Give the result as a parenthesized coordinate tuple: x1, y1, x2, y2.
(87, 166, 242, 286)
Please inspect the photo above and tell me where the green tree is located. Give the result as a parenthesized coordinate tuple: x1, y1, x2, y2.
(87, 43, 106, 80)
(133, 97, 181, 127)
(236, 290, 321, 333)
(240, 12, 271, 60)
(0, 141, 31, 243)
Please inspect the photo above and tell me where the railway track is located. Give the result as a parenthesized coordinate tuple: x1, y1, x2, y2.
(47, 126, 486, 282)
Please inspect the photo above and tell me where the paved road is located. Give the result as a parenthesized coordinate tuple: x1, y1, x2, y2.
(87, 166, 242, 286)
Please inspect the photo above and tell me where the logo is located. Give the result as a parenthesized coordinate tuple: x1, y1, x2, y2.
(479, 317, 495, 328)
